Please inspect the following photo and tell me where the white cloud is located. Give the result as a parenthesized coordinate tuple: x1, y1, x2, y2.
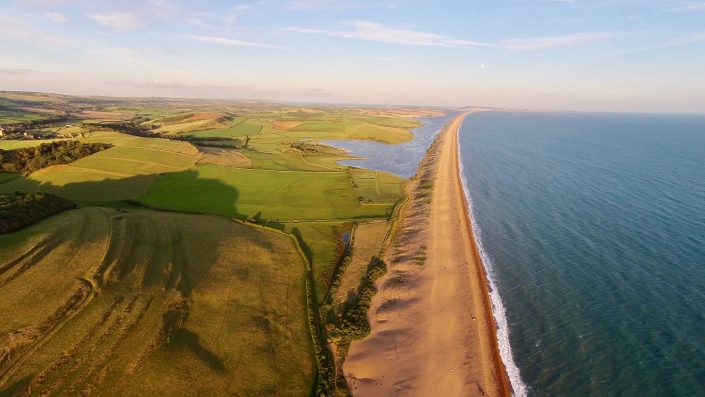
(286, 21, 492, 48)
(670, 2, 705, 11)
(287, 0, 358, 10)
(287, 21, 616, 51)
(42, 12, 68, 22)
(0, 15, 69, 46)
(610, 31, 705, 55)
(189, 35, 280, 48)
(500, 32, 617, 50)
(88, 12, 143, 30)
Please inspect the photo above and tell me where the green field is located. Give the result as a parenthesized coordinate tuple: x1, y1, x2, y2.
(0, 132, 200, 202)
(0, 208, 313, 396)
(141, 166, 401, 221)
(0, 91, 446, 395)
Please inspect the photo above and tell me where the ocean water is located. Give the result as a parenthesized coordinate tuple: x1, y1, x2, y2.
(323, 112, 457, 178)
(458, 112, 705, 396)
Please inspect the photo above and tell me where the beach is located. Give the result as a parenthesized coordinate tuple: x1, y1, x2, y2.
(344, 112, 511, 396)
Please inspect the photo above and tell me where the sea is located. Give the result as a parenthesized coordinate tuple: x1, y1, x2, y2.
(322, 111, 457, 178)
(458, 111, 705, 396)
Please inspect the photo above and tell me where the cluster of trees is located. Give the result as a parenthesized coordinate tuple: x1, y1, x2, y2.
(289, 142, 335, 154)
(0, 192, 76, 233)
(0, 141, 110, 173)
(326, 256, 387, 343)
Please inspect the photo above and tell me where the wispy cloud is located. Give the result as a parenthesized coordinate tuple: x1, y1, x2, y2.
(287, 0, 361, 10)
(286, 21, 492, 48)
(287, 21, 617, 51)
(610, 31, 705, 55)
(42, 11, 68, 22)
(0, 15, 69, 46)
(88, 12, 143, 30)
(0, 68, 37, 75)
(670, 2, 705, 11)
(500, 32, 618, 50)
(109, 80, 232, 90)
(189, 35, 280, 48)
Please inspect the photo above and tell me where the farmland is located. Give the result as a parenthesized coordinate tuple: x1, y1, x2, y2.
(0, 208, 313, 396)
(0, 91, 446, 396)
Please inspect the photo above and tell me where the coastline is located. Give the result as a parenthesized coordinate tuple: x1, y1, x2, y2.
(344, 112, 511, 396)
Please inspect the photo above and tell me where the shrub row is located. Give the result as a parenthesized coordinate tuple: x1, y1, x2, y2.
(305, 278, 336, 397)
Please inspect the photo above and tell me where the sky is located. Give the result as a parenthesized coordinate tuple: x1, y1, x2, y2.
(1, 0, 704, 113)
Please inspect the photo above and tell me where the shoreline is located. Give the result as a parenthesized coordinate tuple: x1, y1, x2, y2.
(344, 112, 511, 396)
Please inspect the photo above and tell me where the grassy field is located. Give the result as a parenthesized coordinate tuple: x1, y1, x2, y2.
(141, 166, 401, 221)
(0, 132, 200, 202)
(0, 207, 313, 396)
(277, 221, 352, 303)
(0, 91, 447, 395)
(0, 140, 64, 150)
(332, 221, 389, 310)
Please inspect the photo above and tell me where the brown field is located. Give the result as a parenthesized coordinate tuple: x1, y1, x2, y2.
(77, 111, 132, 121)
(271, 121, 303, 130)
(196, 147, 253, 168)
(0, 208, 314, 396)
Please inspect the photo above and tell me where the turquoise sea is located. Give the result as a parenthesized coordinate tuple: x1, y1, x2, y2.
(458, 112, 705, 396)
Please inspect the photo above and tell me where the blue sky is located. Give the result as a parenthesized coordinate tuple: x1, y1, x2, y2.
(1, 0, 704, 113)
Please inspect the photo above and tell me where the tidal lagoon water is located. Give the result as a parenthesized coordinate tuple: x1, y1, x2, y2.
(458, 112, 705, 396)
(323, 112, 457, 178)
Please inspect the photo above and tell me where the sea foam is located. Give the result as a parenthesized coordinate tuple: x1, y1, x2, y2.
(457, 118, 529, 397)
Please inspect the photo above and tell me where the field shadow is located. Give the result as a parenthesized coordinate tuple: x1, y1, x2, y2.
(168, 328, 225, 373)
(0, 169, 240, 215)
(0, 375, 33, 397)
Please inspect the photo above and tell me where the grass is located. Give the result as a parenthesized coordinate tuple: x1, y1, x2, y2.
(0, 207, 313, 396)
(0, 91, 446, 394)
(276, 221, 352, 303)
(0, 173, 18, 184)
(350, 169, 405, 203)
(0, 139, 63, 150)
(332, 221, 389, 310)
(362, 116, 422, 129)
(0, 133, 200, 202)
(141, 166, 398, 221)
(188, 119, 262, 138)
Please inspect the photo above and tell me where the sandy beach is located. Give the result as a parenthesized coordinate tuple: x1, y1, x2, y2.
(344, 112, 511, 397)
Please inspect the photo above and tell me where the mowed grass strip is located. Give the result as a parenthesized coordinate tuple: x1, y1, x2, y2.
(141, 165, 396, 221)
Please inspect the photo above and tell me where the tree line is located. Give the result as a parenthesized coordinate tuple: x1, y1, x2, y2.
(0, 192, 76, 234)
(0, 140, 111, 173)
